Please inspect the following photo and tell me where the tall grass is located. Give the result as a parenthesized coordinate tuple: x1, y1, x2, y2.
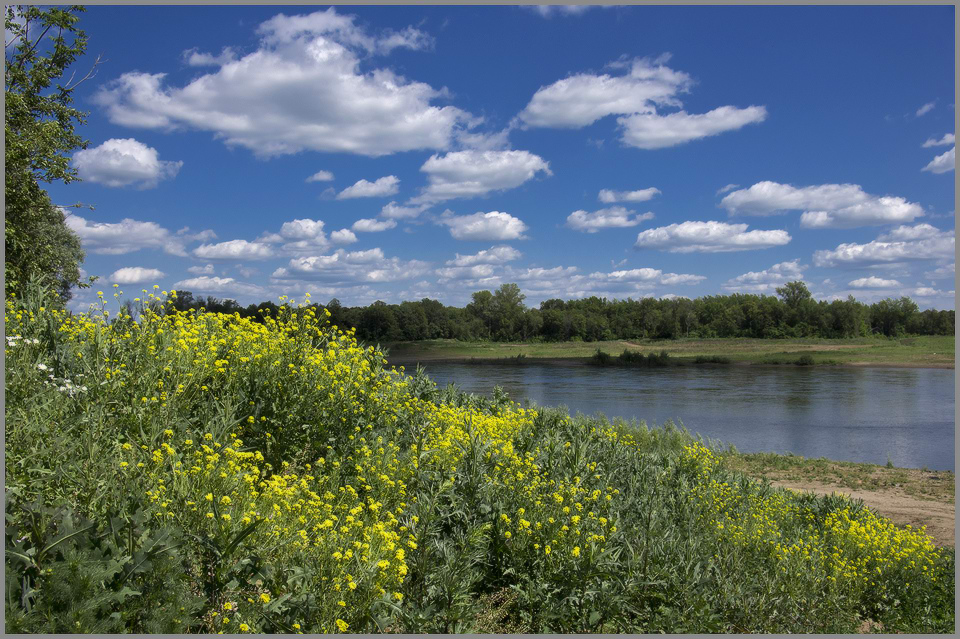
(4, 284, 954, 633)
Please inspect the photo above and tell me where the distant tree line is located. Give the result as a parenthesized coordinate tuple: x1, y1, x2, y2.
(166, 281, 954, 343)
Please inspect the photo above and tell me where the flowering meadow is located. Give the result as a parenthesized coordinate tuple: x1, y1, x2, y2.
(4, 283, 954, 633)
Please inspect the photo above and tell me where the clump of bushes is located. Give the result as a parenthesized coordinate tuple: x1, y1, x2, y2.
(590, 348, 671, 367)
(693, 355, 731, 364)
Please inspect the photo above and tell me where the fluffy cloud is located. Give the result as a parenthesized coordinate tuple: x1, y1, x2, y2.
(71, 138, 182, 188)
(910, 286, 954, 298)
(877, 223, 942, 242)
(330, 229, 358, 244)
(598, 187, 660, 203)
(93, 8, 470, 157)
(566, 206, 654, 233)
(922, 133, 954, 147)
(720, 181, 925, 229)
(722, 259, 806, 293)
(813, 224, 955, 267)
(183, 46, 237, 67)
(618, 105, 767, 149)
(660, 273, 706, 285)
(272, 247, 430, 284)
(413, 150, 550, 203)
(108, 267, 167, 284)
(588, 268, 704, 287)
(922, 147, 955, 174)
(848, 276, 902, 288)
(380, 201, 429, 220)
(306, 170, 334, 182)
(924, 262, 955, 279)
(517, 55, 766, 148)
(352, 218, 397, 232)
(172, 275, 266, 297)
(65, 214, 197, 256)
(257, 218, 333, 254)
(517, 56, 692, 129)
(336, 175, 399, 199)
(435, 263, 496, 282)
(916, 101, 935, 117)
(635, 220, 790, 253)
(193, 239, 275, 260)
(440, 211, 529, 241)
(446, 245, 522, 267)
(187, 263, 215, 275)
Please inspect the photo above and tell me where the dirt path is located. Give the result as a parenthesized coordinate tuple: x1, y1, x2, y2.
(770, 479, 955, 547)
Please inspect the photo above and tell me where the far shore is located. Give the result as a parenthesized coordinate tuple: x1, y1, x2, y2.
(383, 335, 955, 369)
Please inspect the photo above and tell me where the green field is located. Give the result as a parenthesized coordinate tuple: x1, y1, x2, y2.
(385, 335, 955, 368)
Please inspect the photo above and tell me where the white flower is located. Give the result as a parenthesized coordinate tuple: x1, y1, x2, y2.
(37, 363, 48, 371)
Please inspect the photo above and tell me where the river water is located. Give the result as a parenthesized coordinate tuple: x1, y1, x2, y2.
(396, 361, 956, 471)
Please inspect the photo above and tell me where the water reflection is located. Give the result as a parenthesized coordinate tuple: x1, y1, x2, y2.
(399, 362, 955, 471)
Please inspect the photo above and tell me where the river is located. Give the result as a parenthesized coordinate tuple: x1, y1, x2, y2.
(396, 361, 955, 471)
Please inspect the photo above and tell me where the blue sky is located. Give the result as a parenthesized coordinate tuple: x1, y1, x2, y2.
(44, 4, 955, 312)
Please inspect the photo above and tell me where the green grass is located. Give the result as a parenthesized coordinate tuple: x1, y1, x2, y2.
(385, 336, 955, 368)
(724, 451, 955, 503)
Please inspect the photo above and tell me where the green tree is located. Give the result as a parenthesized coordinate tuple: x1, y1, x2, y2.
(491, 283, 526, 340)
(5, 5, 98, 300)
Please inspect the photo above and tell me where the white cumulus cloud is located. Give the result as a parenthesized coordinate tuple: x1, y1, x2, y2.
(172, 276, 266, 297)
(380, 201, 429, 220)
(257, 218, 332, 254)
(618, 105, 767, 150)
(916, 101, 936, 117)
(922, 133, 954, 147)
(722, 259, 806, 293)
(187, 264, 215, 275)
(413, 149, 550, 204)
(924, 262, 955, 279)
(352, 218, 397, 232)
(720, 181, 925, 229)
(440, 211, 529, 241)
(635, 220, 790, 253)
(446, 245, 522, 267)
(517, 55, 766, 149)
(65, 214, 195, 256)
(330, 229, 358, 244)
(193, 239, 275, 260)
(273, 247, 430, 284)
(93, 8, 471, 158)
(598, 187, 660, 203)
(71, 138, 182, 188)
(306, 170, 335, 182)
(813, 224, 955, 268)
(337, 175, 400, 199)
(848, 276, 902, 289)
(922, 147, 955, 174)
(108, 266, 167, 284)
(566, 206, 654, 233)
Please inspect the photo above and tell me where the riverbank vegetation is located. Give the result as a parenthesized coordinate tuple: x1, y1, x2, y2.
(164, 282, 954, 347)
(5, 284, 954, 633)
(385, 334, 955, 368)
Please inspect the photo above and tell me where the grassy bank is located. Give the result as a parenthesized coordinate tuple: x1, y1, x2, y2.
(725, 452, 955, 503)
(5, 287, 954, 633)
(384, 335, 955, 368)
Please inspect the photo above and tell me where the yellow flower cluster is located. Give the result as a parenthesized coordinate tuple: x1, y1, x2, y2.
(677, 442, 947, 597)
